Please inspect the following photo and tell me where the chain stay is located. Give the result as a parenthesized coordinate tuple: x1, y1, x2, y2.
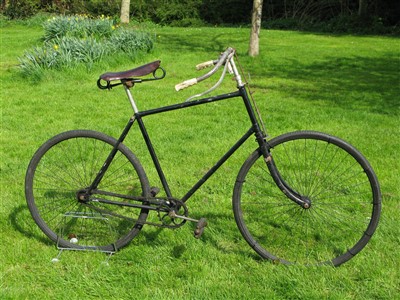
(86, 191, 189, 229)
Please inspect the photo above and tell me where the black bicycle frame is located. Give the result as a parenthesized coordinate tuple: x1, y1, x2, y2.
(88, 86, 265, 201)
(88, 84, 310, 209)
(137, 86, 268, 202)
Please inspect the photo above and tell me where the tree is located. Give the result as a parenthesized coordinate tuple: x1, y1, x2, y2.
(249, 0, 263, 56)
(358, 0, 367, 18)
(1, 0, 8, 11)
(121, 0, 130, 24)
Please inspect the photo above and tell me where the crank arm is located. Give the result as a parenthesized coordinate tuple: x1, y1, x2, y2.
(168, 210, 199, 223)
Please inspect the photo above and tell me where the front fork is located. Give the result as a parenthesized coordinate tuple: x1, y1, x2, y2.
(259, 139, 311, 209)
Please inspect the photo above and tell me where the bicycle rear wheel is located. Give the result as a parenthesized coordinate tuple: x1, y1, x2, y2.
(233, 131, 381, 266)
(25, 130, 150, 252)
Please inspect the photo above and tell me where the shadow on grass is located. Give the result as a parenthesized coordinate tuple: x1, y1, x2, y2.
(158, 30, 248, 55)
(9, 204, 53, 246)
(158, 29, 399, 115)
(251, 54, 399, 115)
(135, 209, 260, 259)
(10, 203, 266, 262)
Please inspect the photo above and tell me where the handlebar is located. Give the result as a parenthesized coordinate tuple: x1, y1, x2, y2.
(175, 47, 235, 91)
(196, 60, 217, 70)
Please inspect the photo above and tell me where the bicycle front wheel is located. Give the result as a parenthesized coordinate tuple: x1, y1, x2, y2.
(25, 130, 150, 252)
(233, 131, 381, 266)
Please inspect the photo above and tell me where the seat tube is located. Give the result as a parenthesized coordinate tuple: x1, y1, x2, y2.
(136, 116, 173, 197)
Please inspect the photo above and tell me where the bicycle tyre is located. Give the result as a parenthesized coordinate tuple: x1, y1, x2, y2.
(25, 130, 151, 252)
(233, 131, 381, 266)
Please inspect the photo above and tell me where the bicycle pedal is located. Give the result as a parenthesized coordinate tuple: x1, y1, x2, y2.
(150, 186, 160, 197)
(194, 218, 207, 239)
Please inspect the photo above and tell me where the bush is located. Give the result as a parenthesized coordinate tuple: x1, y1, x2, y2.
(107, 29, 155, 58)
(18, 36, 107, 79)
(3, 0, 40, 19)
(2, 0, 121, 19)
(314, 14, 394, 34)
(18, 15, 155, 80)
(43, 15, 116, 41)
(157, 0, 201, 24)
(262, 14, 399, 35)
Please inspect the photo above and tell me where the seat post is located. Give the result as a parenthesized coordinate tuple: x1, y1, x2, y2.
(123, 84, 139, 113)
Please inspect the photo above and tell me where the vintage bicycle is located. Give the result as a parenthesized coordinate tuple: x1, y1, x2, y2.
(25, 47, 381, 266)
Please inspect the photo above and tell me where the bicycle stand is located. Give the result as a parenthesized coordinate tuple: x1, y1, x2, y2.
(51, 211, 117, 265)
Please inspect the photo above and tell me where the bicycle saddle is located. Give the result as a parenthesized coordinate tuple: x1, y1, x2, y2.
(99, 60, 161, 81)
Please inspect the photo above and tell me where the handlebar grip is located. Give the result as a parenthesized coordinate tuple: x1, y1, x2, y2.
(196, 60, 215, 70)
(175, 78, 198, 91)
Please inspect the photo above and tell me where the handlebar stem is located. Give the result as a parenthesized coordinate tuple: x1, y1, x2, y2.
(228, 54, 244, 88)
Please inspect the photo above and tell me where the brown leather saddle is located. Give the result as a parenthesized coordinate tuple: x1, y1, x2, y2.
(98, 60, 164, 89)
(99, 60, 161, 81)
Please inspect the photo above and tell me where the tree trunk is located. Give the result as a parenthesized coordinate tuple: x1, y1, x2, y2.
(358, 0, 367, 18)
(121, 0, 130, 24)
(249, 0, 263, 57)
(1, 0, 9, 10)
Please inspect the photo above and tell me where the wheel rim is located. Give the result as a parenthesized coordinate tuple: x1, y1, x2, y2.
(235, 132, 380, 266)
(26, 131, 149, 251)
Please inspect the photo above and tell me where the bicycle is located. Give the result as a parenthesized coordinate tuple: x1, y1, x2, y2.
(25, 47, 381, 266)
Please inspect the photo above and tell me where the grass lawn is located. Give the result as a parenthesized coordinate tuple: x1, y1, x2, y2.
(1, 22, 399, 299)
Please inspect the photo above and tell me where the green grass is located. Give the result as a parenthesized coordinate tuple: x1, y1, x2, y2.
(1, 22, 399, 299)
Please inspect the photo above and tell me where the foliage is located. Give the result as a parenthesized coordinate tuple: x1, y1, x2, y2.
(263, 13, 398, 34)
(43, 15, 116, 41)
(318, 14, 391, 34)
(18, 15, 154, 79)
(18, 37, 105, 78)
(108, 28, 155, 58)
(199, 0, 252, 24)
(1, 0, 399, 34)
(153, 0, 203, 25)
(2, 0, 40, 19)
(81, 0, 121, 17)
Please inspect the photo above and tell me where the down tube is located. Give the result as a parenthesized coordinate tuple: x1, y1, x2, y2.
(181, 127, 255, 203)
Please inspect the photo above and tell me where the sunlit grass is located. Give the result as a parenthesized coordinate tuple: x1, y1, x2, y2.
(1, 22, 399, 299)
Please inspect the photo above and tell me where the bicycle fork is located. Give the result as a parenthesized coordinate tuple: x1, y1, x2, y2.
(240, 86, 311, 210)
(262, 148, 311, 209)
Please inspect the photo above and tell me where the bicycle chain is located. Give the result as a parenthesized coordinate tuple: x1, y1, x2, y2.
(82, 198, 188, 229)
